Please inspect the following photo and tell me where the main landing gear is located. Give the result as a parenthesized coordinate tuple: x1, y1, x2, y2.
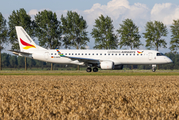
(86, 67, 98, 72)
(86, 67, 92, 72)
(152, 65, 156, 72)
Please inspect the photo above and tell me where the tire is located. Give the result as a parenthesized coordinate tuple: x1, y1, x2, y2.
(93, 68, 98, 72)
(152, 67, 156, 72)
(86, 68, 92, 72)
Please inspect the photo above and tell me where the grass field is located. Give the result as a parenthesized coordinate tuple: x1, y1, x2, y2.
(0, 70, 179, 76)
(0, 73, 179, 119)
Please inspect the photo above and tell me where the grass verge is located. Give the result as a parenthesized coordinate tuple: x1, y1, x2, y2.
(0, 70, 179, 76)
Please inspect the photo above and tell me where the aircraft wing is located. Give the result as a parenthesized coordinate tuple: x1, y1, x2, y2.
(63, 56, 100, 64)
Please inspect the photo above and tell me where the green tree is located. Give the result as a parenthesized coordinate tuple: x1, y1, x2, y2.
(117, 19, 142, 70)
(17, 56, 25, 68)
(61, 11, 89, 49)
(8, 8, 34, 50)
(170, 19, 179, 54)
(91, 15, 117, 49)
(0, 12, 8, 70)
(8, 8, 34, 70)
(9, 55, 17, 68)
(61, 11, 89, 70)
(35, 60, 44, 69)
(117, 18, 142, 50)
(143, 21, 168, 51)
(1, 53, 10, 68)
(34, 10, 62, 70)
(27, 58, 36, 69)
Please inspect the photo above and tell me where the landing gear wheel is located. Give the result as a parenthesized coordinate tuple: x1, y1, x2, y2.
(152, 67, 156, 72)
(152, 64, 156, 72)
(86, 68, 92, 72)
(93, 67, 98, 72)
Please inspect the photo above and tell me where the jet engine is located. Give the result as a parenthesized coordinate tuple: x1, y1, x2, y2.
(100, 61, 114, 70)
(100, 61, 123, 70)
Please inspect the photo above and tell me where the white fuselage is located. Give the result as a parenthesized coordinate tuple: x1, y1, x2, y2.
(14, 26, 173, 72)
(28, 49, 172, 66)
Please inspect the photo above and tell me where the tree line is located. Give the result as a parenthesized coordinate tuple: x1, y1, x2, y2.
(0, 8, 179, 70)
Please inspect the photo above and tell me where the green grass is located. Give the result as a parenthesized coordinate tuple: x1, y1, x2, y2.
(0, 70, 179, 76)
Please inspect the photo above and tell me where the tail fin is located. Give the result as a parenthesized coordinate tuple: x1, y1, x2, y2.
(15, 26, 46, 52)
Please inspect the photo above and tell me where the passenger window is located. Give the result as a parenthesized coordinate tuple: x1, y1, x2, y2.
(130, 54, 131, 56)
(55, 53, 56, 55)
(65, 53, 67, 55)
(92, 53, 94, 55)
(108, 54, 110, 55)
(72, 53, 73, 55)
(89, 53, 90, 55)
(82, 53, 83, 55)
(96, 53, 98, 55)
(115, 54, 117, 55)
(141, 54, 142, 56)
(137, 54, 139, 56)
(133, 54, 135, 56)
(51, 53, 53, 55)
(85, 53, 87, 55)
(112, 54, 113, 55)
(75, 53, 77, 55)
(126, 54, 128, 56)
(119, 54, 121, 56)
(104, 53, 106, 55)
(78, 53, 80, 55)
(100, 53, 102, 55)
(123, 54, 124, 56)
(69, 53, 71, 55)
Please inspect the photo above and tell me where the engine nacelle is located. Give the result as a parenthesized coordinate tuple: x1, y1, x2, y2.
(100, 61, 114, 70)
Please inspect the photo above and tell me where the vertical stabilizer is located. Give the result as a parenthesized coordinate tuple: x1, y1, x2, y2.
(15, 26, 46, 52)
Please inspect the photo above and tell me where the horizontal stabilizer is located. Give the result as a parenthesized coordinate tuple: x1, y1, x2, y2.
(9, 50, 31, 55)
(9, 50, 33, 58)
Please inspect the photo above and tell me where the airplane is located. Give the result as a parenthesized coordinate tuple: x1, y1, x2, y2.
(11, 26, 173, 72)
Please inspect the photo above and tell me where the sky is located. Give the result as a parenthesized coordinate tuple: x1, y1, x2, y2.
(1, 0, 179, 53)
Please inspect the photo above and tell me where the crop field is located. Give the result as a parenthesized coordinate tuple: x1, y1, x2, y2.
(0, 74, 179, 119)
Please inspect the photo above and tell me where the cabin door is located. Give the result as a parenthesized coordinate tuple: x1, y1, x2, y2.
(148, 52, 153, 60)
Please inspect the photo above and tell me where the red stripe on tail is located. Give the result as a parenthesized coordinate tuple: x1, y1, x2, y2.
(20, 38, 33, 47)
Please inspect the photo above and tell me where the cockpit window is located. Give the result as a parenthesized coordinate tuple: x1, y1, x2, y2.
(157, 53, 164, 56)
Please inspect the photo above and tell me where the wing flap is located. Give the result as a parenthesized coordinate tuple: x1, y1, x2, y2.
(63, 56, 100, 63)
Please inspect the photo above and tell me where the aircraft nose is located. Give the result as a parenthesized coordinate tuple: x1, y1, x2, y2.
(166, 58, 173, 63)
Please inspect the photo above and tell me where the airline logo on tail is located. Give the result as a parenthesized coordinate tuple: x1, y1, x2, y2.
(20, 38, 36, 49)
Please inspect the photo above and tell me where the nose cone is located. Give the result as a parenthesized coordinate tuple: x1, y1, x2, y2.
(166, 58, 173, 63)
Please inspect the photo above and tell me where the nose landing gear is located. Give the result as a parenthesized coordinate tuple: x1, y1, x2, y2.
(152, 65, 156, 72)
